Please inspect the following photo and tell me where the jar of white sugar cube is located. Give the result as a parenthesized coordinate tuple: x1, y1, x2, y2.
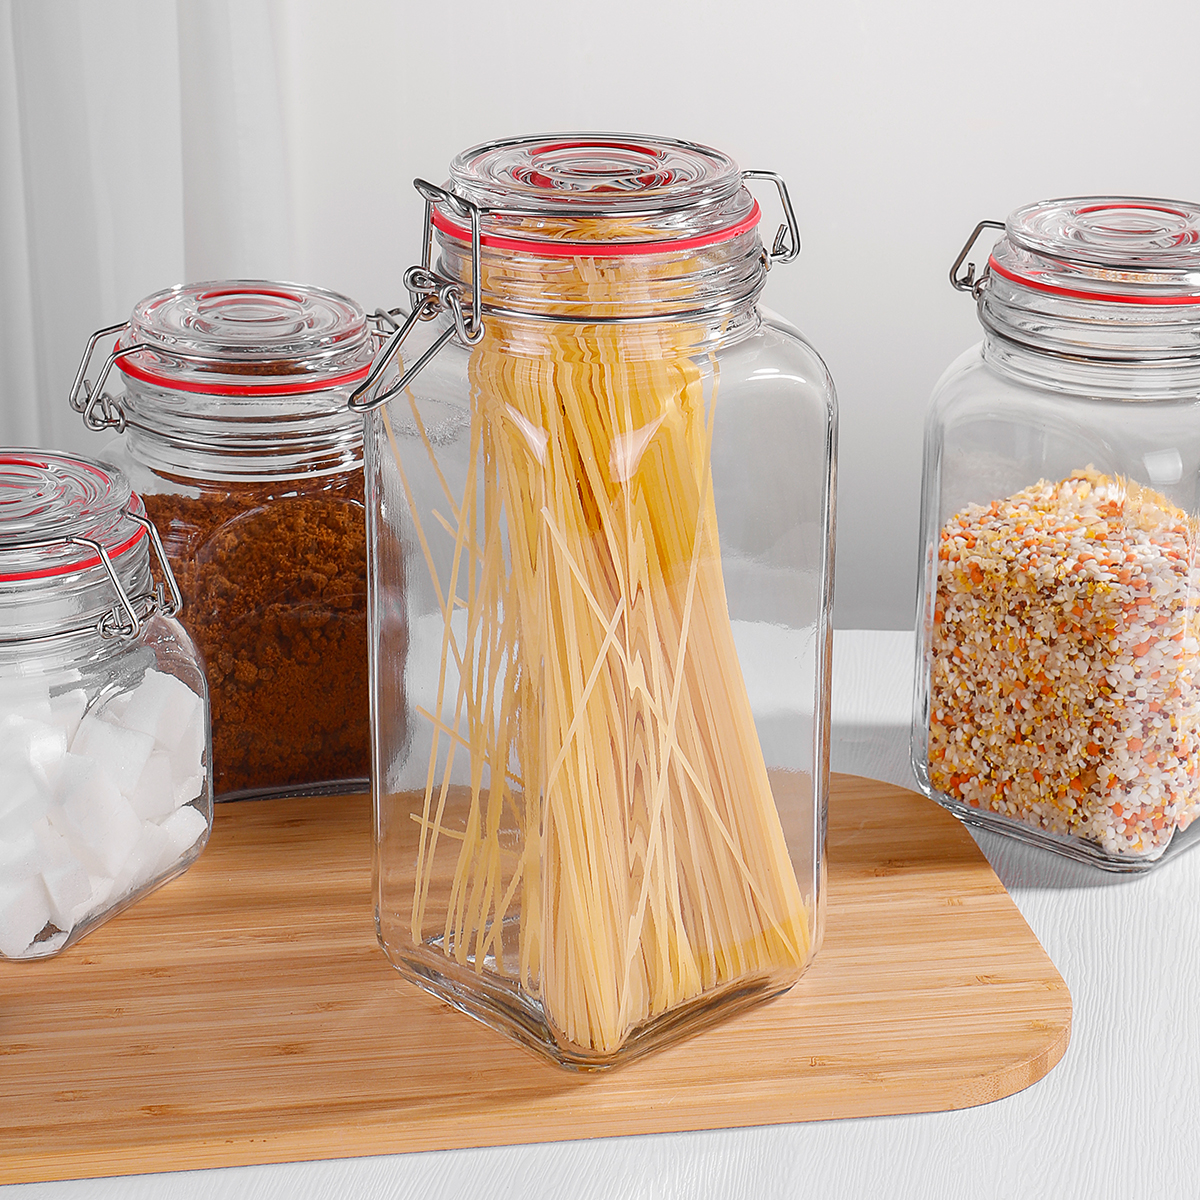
(0, 449, 212, 959)
(69, 282, 374, 800)
(356, 134, 835, 1066)
(913, 197, 1200, 871)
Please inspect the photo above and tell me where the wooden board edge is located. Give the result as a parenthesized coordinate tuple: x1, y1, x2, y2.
(0, 1007, 1074, 1187)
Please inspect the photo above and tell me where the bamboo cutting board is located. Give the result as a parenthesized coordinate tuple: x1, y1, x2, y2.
(0, 774, 1071, 1185)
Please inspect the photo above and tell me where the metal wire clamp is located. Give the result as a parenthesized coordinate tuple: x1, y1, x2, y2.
(349, 181, 485, 412)
(69, 321, 160, 433)
(951, 220, 1006, 296)
(0, 514, 184, 644)
(742, 170, 802, 264)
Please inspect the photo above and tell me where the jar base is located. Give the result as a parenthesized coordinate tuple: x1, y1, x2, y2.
(379, 935, 799, 1071)
(927, 789, 1200, 873)
(1, 829, 210, 961)
(216, 777, 370, 803)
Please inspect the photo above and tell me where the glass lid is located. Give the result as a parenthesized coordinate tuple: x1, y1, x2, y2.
(991, 198, 1200, 305)
(435, 132, 759, 251)
(116, 281, 375, 395)
(0, 451, 146, 585)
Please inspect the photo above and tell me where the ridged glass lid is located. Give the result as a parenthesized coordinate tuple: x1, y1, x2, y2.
(991, 198, 1200, 304)
(0, 451, 145, 585)
(116, 281, 375, 395)
(436, 133, 759, 250)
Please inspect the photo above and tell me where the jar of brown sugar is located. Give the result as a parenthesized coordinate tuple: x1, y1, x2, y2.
(69, 281, 378, 800)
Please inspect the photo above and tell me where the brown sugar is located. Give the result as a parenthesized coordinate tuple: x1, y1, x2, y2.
(143, 474, 369, 797)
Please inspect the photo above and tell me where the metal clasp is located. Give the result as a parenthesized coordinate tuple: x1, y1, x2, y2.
(3, 533, 140, 640)
(69, 322, 155, 432)
(349, 180, 485, 412)
(0, 514, 183, 644)
(742, 170, 802, 264)
(951, 220, 1005, 295)
(130, 512, 183, 619)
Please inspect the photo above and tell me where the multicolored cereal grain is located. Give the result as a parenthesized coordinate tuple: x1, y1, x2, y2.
(929, 468, 1200, 860)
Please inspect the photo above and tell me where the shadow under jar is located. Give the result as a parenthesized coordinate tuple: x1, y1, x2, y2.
(71, 282, 376, 800)
(0, 450, 212, 959)
(358, 133, 837, 1067)
(913, 197, 1200, 870)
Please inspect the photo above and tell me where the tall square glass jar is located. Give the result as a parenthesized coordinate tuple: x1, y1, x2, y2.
(360, 134, 837, 1066)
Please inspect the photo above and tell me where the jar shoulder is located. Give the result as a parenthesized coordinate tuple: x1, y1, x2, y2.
(716, 307, 838, 419)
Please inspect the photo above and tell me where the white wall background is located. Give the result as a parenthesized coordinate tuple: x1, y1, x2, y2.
(3, 0, 1199, 628)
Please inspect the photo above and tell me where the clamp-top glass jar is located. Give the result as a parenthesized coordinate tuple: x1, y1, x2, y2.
(0, 450, 211, 959)
(360, 133, 836, 1066)
(71, 282, 376, 800)
(914, 197, 1200, 870)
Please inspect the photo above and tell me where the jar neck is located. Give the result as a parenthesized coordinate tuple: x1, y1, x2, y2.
(0, 626, 138, 671)
(119, 379, 363, 482)
(0, 546, 152, 646)
(438, 227, 768, 323)
(978, 271, 1200, 399)
(470, 294, 763, 364)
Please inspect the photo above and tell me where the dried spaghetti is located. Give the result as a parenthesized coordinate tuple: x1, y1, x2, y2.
(393, 243, 809, 1055)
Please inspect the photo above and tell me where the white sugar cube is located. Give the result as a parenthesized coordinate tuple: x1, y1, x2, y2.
(0, 827, 43, 881)
(0, 758, 48, 821)
(41, 858, 91, 929)
(111, 821, 170, 897)
(72, 715, 155, 798)
(121, 669, 202, 753)
(172, 775, 203, 809)
(31, 815, 72, 870)
(157, 805, 209, 870)
(0, 678, 51, 725)
(0, 785, 52, 844)
(0, 875, 50, 958)
(0, 718, 65, 790)
(95, 689, 131, 726)
(49, 688, 88, 748)
(4, 815, 72, 880)
(128, 751, 176, 821)
(52, 756, 143, 876)
(170, 707, 206, 784)
(68, 873, 115, 929)
(0, 666, 209, 954)
(24, 721, 67, 789)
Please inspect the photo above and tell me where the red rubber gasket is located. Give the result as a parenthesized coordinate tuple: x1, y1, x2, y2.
(115, 352, 371, 396)
(989, 255, 1200, 307)
(0, 525, 147, 582)
(431, 199, 762, 258)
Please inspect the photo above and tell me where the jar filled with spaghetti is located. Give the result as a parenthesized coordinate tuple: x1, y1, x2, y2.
(914, 197, 1200, 871)
(70, 282, 377, 800)
(359, 134, 836, 1067)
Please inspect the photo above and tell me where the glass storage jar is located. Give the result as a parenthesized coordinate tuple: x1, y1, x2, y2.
(70, 282, 376, 800)
(358, 133, 836, 1066)
(0, 449, 212, 959)
(913, 196, 1200, 870)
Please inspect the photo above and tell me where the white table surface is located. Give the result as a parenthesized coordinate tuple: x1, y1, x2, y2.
(7, 630, 1199, 1200)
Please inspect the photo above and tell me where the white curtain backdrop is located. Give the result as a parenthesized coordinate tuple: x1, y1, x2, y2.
(0, 0, 298, 456)
(4, 0, 1200, 626)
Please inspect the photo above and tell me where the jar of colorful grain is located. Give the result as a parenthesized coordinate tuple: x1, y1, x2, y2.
(913, 197, 1200, 870)
(356, 133, 837, 1066)
(0, 449, 211, 958)
(69, 282, 377, 800)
